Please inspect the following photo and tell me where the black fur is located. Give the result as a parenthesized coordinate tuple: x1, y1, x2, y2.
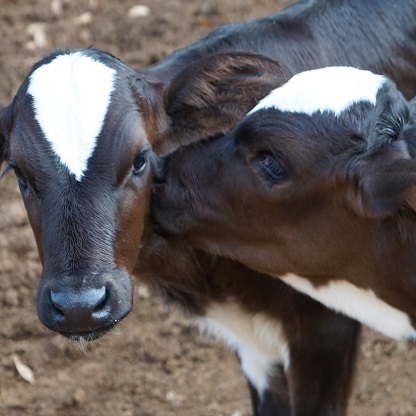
(152, 0, 416, 99)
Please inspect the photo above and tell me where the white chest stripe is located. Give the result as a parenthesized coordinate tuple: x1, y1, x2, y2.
(249, 66, 386, 116)
(199, 302, 290, 396)
(280, 273, 416, 341)
(28, 52, 116, 181)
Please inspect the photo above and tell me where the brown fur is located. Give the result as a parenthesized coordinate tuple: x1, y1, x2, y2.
(152, 78, 416, 335)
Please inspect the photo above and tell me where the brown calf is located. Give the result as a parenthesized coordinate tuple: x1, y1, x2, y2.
(152, 66, 416, 341)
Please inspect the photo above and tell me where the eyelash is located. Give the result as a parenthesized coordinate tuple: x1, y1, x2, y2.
(253, 152, 287, 185)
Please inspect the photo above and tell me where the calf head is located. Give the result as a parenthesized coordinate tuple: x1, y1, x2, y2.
(152, 67, 416, 280)
(0, 47, 291, 340)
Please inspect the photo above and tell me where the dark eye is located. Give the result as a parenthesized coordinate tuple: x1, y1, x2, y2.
(254, 152, 286, 185)
(132, 152, 147, 176)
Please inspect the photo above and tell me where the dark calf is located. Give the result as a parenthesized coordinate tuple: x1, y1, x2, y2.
(152, 66, 416, 341)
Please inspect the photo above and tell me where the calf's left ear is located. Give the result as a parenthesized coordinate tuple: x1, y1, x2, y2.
(366, 81, 409, 152)
(350, 158, 416, 219)
(349, 85, 416, 218)
(154, 52, 292, 155)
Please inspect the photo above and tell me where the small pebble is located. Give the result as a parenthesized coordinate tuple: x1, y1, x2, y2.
(4, 288, 19, 307)
(128, 5, 150, 18)
(73, 12, 93, 25)
(51, 0, 63, 17)
(26, 23, 48, 49)
(72, 388, 87, 406)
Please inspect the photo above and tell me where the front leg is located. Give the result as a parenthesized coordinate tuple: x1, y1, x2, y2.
(246, 364, 290, 416)
(286, 312, 361, 416)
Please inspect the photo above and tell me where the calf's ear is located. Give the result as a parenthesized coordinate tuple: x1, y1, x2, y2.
(154, 52, 292, 155)
(366, 81, 409, 152)
(349, 157, 416, 219)
(349, 85, 416, 218)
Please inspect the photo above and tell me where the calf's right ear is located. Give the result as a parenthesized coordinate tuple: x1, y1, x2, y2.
(154, 52, 292, 155)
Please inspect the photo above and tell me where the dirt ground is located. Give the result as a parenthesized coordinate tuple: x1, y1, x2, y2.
(1, 0, 416, 415)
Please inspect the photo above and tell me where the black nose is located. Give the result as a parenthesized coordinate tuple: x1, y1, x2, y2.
(37, 269, 133, 338)
(49, 286, 109, 329)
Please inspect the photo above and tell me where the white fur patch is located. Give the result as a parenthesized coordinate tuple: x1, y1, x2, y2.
(27, 52, 116, 181)
(199, 301, 290, 396)
(249, 66, 386, 116)
(280, 273, 416, 341)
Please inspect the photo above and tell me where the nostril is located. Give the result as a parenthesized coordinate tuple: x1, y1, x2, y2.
(49, 286, 107, 319)
(91, 286, 107, 309)
(91, 286, 111, 320)
(50, 291, 66, 318)
(92, 287, 109, 313)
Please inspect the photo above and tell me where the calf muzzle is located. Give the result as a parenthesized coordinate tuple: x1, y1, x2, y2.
(36, 268, 133, 340)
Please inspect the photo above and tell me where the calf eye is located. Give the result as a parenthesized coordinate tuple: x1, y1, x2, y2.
(254, 153, 286, 185)
(132, 152, 147, 176)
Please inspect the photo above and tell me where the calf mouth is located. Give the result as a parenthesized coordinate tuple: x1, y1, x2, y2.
(59, 326, 113, 342)
(57, 311, 130, 343)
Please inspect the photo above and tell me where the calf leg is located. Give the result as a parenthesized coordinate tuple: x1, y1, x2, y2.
(241, 312, 359, 416)
(286, 310, 361, 416)
(247, 364, 290, 416)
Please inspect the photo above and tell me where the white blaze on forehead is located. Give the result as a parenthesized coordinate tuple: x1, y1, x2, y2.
(249, 66, 386, 116)
(27, 52, 116, 181)
(280, 273, 416, 341)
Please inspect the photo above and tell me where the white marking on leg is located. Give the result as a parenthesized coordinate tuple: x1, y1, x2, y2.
(199, 301, 290, 396)
(28, 52, 116, 181)
(280, 273, 416, 340)
(249, 66, 386, 116)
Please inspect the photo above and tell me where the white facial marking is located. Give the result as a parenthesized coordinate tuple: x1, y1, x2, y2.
(249, 66, 386, 116)
(28, 52, 116, 181)
(199, 301, 290, 396)
(280, 273, 416, 341)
